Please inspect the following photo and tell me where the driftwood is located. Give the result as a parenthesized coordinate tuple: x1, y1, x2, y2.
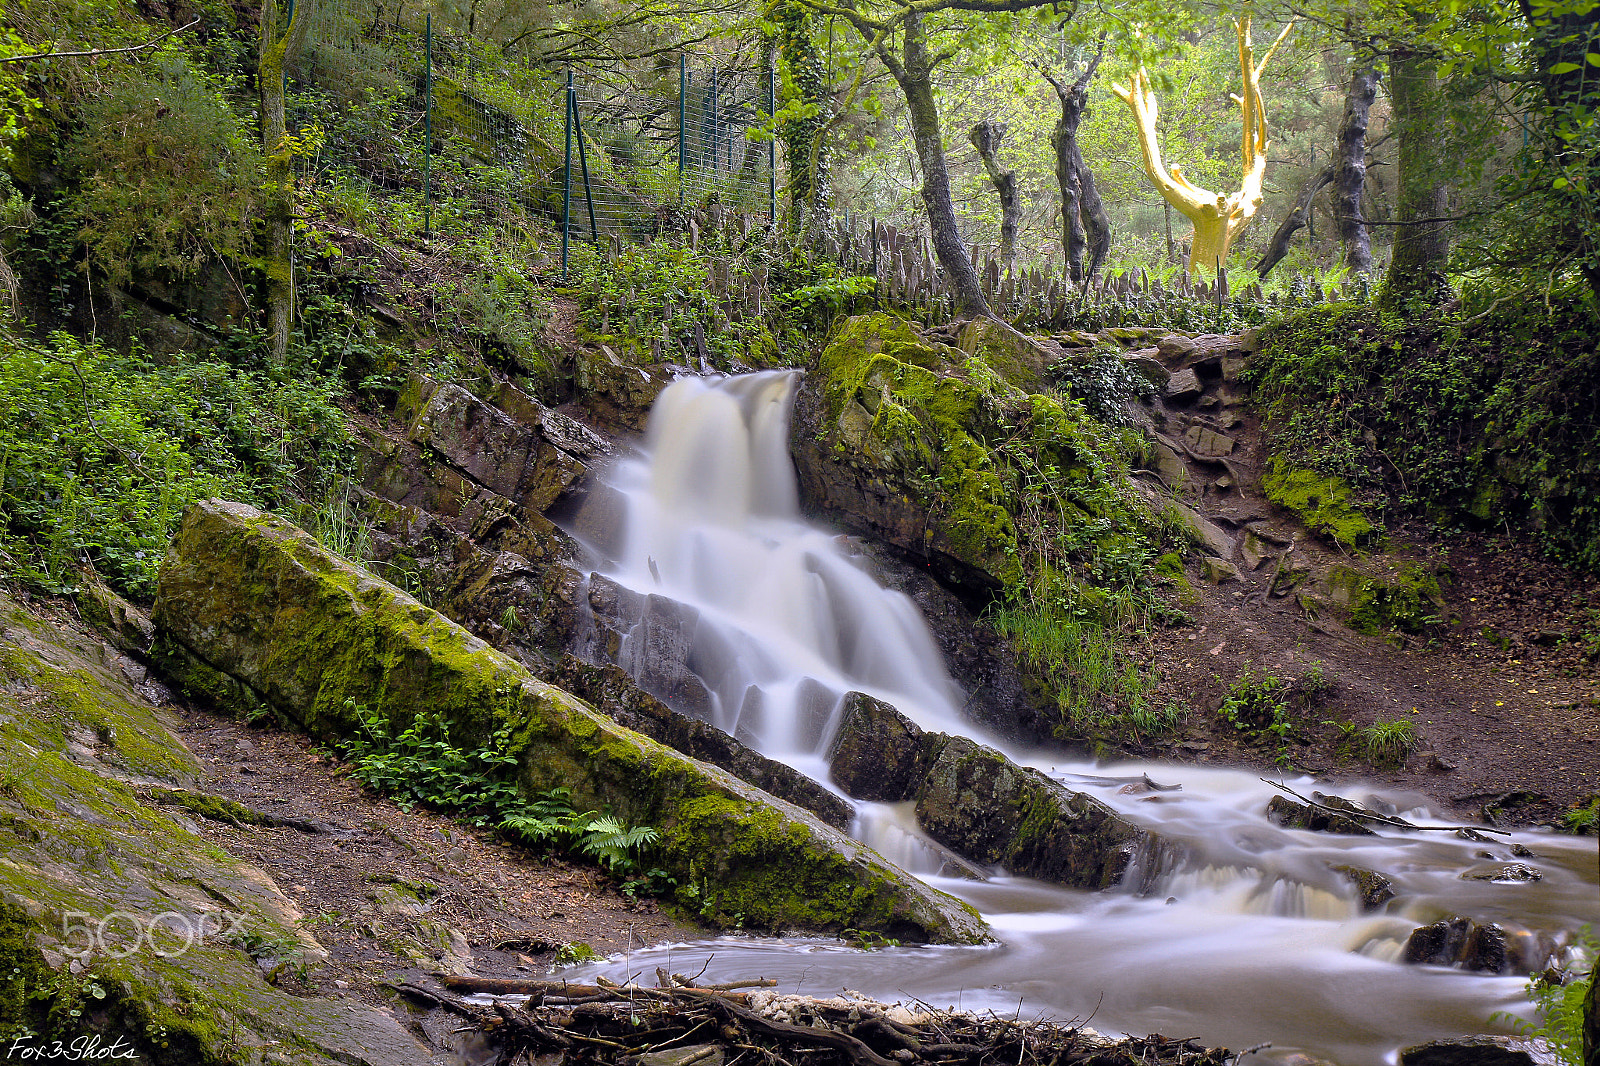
(412, 971, 1236, 1066)
(1264, 780, 1510, 835)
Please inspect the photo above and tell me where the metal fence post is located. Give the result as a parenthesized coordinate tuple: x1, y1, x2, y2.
(678, 55, 687, 208)
(573, 86, 599, 246)
(423, 12, 432, 236)
(711, 68, 719, 173)
(562, 68, 572, 278)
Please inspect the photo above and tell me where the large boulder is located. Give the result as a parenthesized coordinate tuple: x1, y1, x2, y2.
(824, 691, 1168, 892)
(152, 500, 986, 944)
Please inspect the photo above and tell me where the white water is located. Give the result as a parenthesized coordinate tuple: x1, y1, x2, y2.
(565, 371, 1599, 1066)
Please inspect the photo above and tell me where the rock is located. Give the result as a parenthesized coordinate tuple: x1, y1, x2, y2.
(1220, 355, 1247, 381)
(153, 500, 986, 944)
(1461, 862, 1542, 883)
(955, 316, 1055, 392)
(828, 691, 930, 802)
(404, 377, 591, 515)
(1121, 350, 1170, 387)
(1182, 425, 1236, 458)
(1330, 864, 1396, 910)
(1164, 368, 1202, 402)
(75, 578, 157, 657)
(0, 592, 435, 1066)
(1398, 1039, 1533, 1066)
(914, 735, 1163, 891)
(544, 656, 854, 830)
(1265, 795, 1376, 836)
(1202, 557, 1240, 584)
(1168, 500, 1236, 560)
(1158, 334, 1199, 359)
(1403, 917, 1511, 972)
(573, 346, 678, 433)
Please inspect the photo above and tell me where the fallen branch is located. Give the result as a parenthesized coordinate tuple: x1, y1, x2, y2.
(1264, 780, 1509, 835)
(0, 17, 199, 63)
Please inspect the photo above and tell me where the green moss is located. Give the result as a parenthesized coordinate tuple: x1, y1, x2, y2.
(1263, 462, 1375, 547)
(1329, 563, 1444, 635)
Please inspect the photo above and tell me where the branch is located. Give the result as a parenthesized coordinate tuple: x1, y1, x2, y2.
(1264, 780, 1510, 835)
(0, 16, 199, 63)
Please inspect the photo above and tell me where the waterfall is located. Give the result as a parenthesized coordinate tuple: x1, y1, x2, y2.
(563, 371, 1598, 1066)
(589, 370, 987, 784)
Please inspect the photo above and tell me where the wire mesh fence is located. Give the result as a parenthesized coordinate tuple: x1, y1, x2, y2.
(286, 4, 775, 274)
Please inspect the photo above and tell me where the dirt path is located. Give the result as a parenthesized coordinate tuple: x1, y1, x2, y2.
(167, 703, 703, 1013)
(1132, 337, 1600, 827)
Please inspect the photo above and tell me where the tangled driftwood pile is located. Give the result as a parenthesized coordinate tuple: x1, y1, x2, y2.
(393, 972, 1236, 1066)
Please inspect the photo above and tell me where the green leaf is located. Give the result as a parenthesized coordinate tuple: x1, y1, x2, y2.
(1550, 62, 1582, 73)
(1588, 53, 1600, 67)
(1554, 176, 1571, 188)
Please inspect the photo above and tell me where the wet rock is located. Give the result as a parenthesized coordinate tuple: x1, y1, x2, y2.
(573, 347, 679, 432)
(1265, 795, 1376, 836)
(1403, 917, 1511, 972)
(154, 500, 989, 945)
(1398, 1038, 1533, 1066)
(829, 691, 929, 802)
(405, 377, 591, 515)
(1164, 368, 1202, 402)
(1330, 864, 1396, 910)
(546, 656, 853, 829)
(1461, 862, 1542, 883)
(915, 735, 1157, 891)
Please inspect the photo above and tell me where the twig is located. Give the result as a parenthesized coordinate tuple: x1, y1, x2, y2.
(0, 17, 200, 63)
(1264, 780, 1509, 835)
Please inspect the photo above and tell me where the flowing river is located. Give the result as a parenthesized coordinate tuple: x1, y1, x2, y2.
(562, 370, 1598, 1066)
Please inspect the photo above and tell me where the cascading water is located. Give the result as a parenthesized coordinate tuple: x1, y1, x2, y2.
(565, 371, 1599, 1066)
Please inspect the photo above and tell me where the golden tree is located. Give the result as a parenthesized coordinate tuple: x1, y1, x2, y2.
(1113, 18, 1292, 274)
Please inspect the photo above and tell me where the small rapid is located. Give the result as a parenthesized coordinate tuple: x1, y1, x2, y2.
(563, 371, 1599, 1066)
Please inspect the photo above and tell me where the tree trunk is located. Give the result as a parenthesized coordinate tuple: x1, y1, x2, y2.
(1045, 53, 1109, 285)
(1254, 164, 1334, 277)
(258, 0, 313, 365)
(778, 2, 828, 237)
(1383, 47, 1450, 303)
(969, 120, 1018, 275)
(1334, 65, 1379, 274)
(886, 10, 986, 314)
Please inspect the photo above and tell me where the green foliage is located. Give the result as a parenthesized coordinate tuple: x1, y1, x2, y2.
(552, 942, 602, 966)
(1563, 795, 1599, 834)
(1262, 462, 1375, 547)
(64, 52, 260, 283)
(338, 703, 660, 879)
(1357, 718, 1418, 767)
(1048, 348, 1156, 427)
(840, 928, 901, 950)
(776, 274, 875, 332)
(1248, 295, 1600, 569)
(0, 331, 352, 598)
(1494, 928, 1596, 1066)
(1216, 664, 1332, 761)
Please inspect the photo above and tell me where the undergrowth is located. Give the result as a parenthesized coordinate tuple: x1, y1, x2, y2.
(337, 703, 659, 880)
(1247, 287, 1600, 569)
(1493, 927, 1595, 1066)
(0, 330, 353, 599)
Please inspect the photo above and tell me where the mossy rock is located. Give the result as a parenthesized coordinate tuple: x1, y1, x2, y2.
(798, 314, 1154, 599)
(153, 500, 987, 944)
(1327, 563, 1445, 636)
(0, 592, 435, 1064)
(1263, 462, 1374, 547)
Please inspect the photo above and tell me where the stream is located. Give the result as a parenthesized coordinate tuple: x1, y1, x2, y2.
(562, 371, 1599, 1066)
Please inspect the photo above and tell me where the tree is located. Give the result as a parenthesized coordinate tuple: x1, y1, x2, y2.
(258, 0, 314, 364)
(1041, 47, 1110, 284)
(1382, 36, 1450, 303)
(1113, 17, 1292, 274)
(969, 118, 1019, 272)
(1253, 64, 1382, 278)
(777, 1, 832, 236)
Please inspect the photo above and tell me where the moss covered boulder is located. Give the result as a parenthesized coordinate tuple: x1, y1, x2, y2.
(153, 500, 987, 944)
(793, 314, 1150, 601)
(0, 594, 434, 1065)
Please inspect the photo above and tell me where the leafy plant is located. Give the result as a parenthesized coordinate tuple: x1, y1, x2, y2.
(840, 928, 901, 951)
(1493, 928, 1596, 1066)
(1563, 795, 1600, 834)
(1358, 718, 1418, 767)
(553, 942, 602, 966)
(338, 705, 661, 880)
